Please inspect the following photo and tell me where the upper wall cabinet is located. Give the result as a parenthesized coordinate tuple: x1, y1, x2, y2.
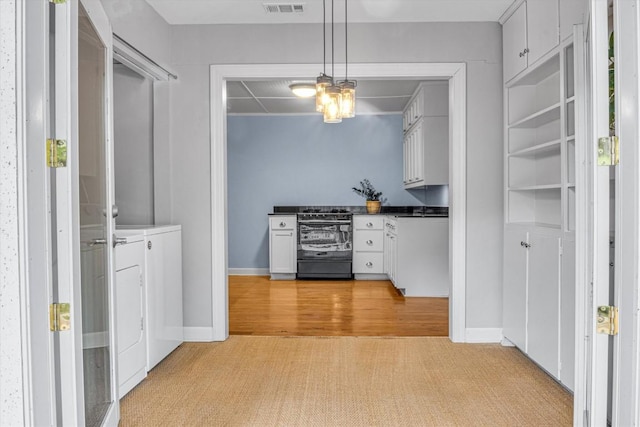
(502, 0, 559, 82)
(402, 82, 449, 188)
(559, 0, 584, 42)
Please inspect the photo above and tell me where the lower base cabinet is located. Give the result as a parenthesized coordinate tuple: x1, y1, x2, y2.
(502, 226, 574, 391)
(269, 215, 297, 279)
(384, 217, 448, 297)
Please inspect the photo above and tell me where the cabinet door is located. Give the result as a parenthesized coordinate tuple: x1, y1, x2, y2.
(560, 238, 575, 390)
(413, 120, 424, 184)
(403, 136, 409, 185)
(559, 0, 582, 42)
(503, 228, 528, 349)
(270, 230, 295, 273)
(526, 0, 559, 65)
(503, 2, 528, 82)
(527, 233, 560, 377)
(423, 116, 449, 184)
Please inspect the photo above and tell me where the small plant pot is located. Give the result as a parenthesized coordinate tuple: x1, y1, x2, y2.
(366, 200, 381, 214)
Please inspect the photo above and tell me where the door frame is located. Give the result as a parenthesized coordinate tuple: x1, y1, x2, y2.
(209, 62, 467, 342)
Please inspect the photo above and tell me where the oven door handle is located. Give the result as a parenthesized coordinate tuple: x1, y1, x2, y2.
(297, 220, 352, 224)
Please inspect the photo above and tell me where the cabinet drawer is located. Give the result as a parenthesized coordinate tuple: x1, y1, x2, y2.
(354, 230, 383, 252)
(353, 253, 384, 274)
(269, 216, 296, 230)
(353, 215, 383, 230)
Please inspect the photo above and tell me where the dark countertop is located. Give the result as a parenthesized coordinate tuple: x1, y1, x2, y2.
(270, 205, 448, 217)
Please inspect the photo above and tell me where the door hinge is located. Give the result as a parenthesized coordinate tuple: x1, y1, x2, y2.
(596, 305, 619, 335)
(46, 139, 67, 167)
(49, 303, 71, 331)
(597, 136, 619, 166)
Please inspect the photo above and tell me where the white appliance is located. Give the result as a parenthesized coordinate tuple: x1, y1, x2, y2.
(116, 225, 183, 371)
(115, 233, 147, 397)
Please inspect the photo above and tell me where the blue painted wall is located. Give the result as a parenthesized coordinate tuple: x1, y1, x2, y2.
(227, 114, 448, 269)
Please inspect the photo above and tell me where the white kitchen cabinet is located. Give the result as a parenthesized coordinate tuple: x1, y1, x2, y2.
(502, 0, 559, 82)
(384, 216, 448, 297)
(402, 82, 449, 188)
(559, 0, 583, 42)
(353, 215, 385, 278)
(502, 228, 528, 350)
(527, 233, 560, 377)
(383, 217, 397, 285)
(560, 237, 575, 391)
(269, 215, 297, 279)
(115, 234, 146, 397)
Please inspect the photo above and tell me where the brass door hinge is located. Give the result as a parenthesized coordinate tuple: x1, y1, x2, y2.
(596, 305, 618, 335)
(49, 303, 71, 331)
(597, 136, 619, 166)
(46, 139, 67, 167)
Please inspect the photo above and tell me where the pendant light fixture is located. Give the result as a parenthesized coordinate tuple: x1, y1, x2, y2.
(323, 0, 342, 123)
(316, 0, 332, 112)
(338, 0, 356, 118)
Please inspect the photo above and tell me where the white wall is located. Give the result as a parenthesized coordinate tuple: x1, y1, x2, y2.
(169, 22, 504, 329)
(0, 0, 28, 424)
(113, 64, 154, 225)
(100, 0, 173, 224)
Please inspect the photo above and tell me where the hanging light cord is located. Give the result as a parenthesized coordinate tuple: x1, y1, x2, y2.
(345, 0, 348, 81)
(322, 0, 326, 75)
(331, 0, 335, 79)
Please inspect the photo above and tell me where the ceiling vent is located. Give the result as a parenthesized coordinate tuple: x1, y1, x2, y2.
(263, 3, 305, 14)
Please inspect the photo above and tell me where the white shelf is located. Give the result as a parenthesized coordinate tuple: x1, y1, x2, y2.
(509, 103, 562, 128)
(567, 183, 576, 188)
(566, 135, 576, 142)
(509, 139, 561, 157)
(508, 221, 562, 230)
(566, 95, 575, 103)
(509, 184, 562, 191)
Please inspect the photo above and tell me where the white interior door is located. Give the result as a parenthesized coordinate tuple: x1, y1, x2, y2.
(50, 0, 118, 425)
(574, 0, 612, 425)
(610, 1, 640, 424)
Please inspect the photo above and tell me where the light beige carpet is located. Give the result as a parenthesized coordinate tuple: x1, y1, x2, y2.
(120, 336, 572, 426)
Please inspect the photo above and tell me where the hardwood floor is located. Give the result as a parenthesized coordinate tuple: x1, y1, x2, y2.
(229, 276, 449, 336)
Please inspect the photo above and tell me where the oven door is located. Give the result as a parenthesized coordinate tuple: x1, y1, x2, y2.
(297, 220, 352, 261)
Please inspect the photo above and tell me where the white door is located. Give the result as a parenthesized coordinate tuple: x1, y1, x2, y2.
(574, 0, 640, 426)
(50, 0, 118, 425)
(573, 1, 610, 425)
(610, 1, 640, 424)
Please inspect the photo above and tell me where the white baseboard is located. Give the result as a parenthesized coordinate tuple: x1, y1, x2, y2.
(228, 268, 269, 276)
(501, 337, 515, 347)
(465, 328, 503, 343)
(183, 327, 217, 342)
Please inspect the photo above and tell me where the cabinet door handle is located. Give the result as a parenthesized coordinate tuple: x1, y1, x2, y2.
(279, 222, 286, 227)
(520, 241, 531, 249)
(366, 222, 373, 227)
(366, 262, 373, 267)
(366, 240, 374, 245)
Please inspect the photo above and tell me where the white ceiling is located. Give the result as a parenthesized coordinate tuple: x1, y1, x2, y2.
(146, 0, 513, 25)
(146, 0, 512, 115)
(227, 79, 442, 115)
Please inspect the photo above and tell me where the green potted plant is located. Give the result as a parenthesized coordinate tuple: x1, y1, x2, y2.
(352, 179, 384, 214)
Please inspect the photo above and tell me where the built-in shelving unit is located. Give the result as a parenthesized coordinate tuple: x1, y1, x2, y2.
(505, 39, 575, 231)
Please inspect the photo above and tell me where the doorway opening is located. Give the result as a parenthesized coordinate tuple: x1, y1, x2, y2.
(209, 63, 467, 342)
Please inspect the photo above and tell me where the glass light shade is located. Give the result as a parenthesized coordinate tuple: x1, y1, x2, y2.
(316, 74, 333, 112)
(339, 81, 356, 118)
(323, 85, 342, 123)
(289, 83, 317, 98)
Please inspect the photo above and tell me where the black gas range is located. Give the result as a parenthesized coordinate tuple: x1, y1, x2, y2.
(296, 208, 353, 279)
